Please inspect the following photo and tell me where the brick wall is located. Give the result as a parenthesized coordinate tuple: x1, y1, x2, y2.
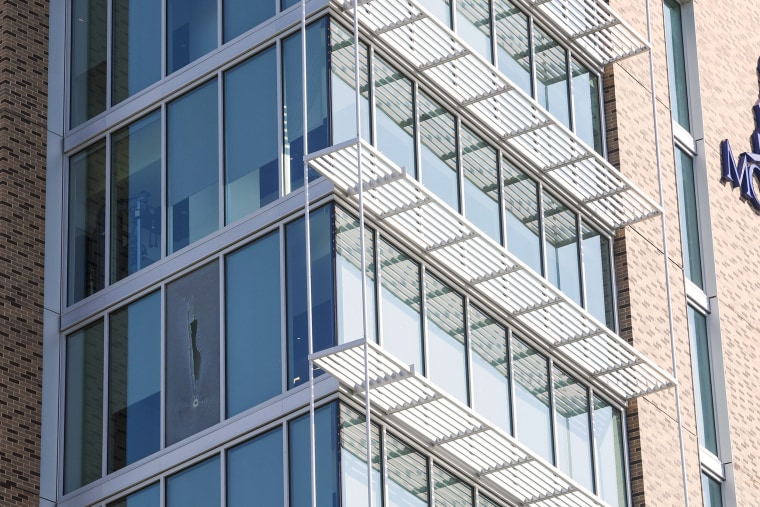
(0, 1, 48, 506)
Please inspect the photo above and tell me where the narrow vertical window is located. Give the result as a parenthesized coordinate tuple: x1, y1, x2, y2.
(675, 148, 703, 288)
(513, 337, 553, 463)
(688, 307, 718, 454)
(289, 403, 340, 507)
(340, 405, 383, 507)
(226, 231, 282, 417)
(494, 4, 531, 95)
(224, 47, 279, 224)
(112, 0, 161, 104)
(425, 275, 467, 403)
(166, 457, 221, 507)
(165, 262, 221, 446)
(702, 474, 723, 507)
(111, 111, 162, 282)
(594, 396, 627, 506)
(553, 367, 594, 491)
(374, 57, 416, 178)
(583, 225, 614, 329)
(663, 0, 691, 130)
(503, 159, 541, 274)
(286, 205, 335, 388)
(223, 0, 275, 43)
(543, 192, 581, 305)
(167, 0, 218, 74)
(571, 60, 603, 153)
(227, 428, 284, 506)
(385, 433, 429, 506)
(68, 141, 106, 305)
(70, 0, 107, 127)
(461, 126, 500, 243)
(534, 27, 570, 127)
(167, 80, 219, 254)
(330, 24, 371, 145)
(108, 291, 161, 472)
(64, 321, 104, 493)
(419, 92, 458, 211)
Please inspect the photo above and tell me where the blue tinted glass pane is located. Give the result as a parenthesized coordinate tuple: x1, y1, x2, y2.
(64, 321, 104, 493)
(495, 4, 530, 95)
(702, 474, 723, 507)
(379, 239, 423, 372)
(571, 61, 603, 154)
(167, 0, 217, 73)
(109, 292, 160, 472)
(534, 27, 569, 127)
(462, 127, 500, 242)
(553, 367, 593, 491)
(289, 403, 340, 507)
(111, 111, 162, 282)
(282, 19, 330, 192)
(71, 0, 107, 127)
(374, 57, 416, 178)
(335, 208, 376, 344)
(543, 192, 581, 305)
(340, 405, 382, 507)
(469, 305, 510, 434)
(165, 262, 221, 445)
(593, 397, 627, 506)
(286, 206, 335, 388)
(419, 0, 450, 26)
(108, 483, 160, 507)
(688, 308, 718, 454)
(386, 433, 428, 507)
(503, 159, 541, 274)
(225, 47, 279, 224)
(663, 0, 690, 130)
(456, 0, 491, 61)
(167, 457, 221, 507)
(227, 428, 284, 506)
(226, 231, 282, 416)
(224, 0, 275, 42)
(282, 0, 298, 10)
(330, 24, 371, 144)
(426, 275, 467, 404)
(168, 80, 219, 253)
(68, 142, 106, 305)
(675, 149, 703, 288)
(582, 226, 614, 329)
(513, 337, 553, 463)
(112, 0, 161, 104)
(419, 92, 458, 210)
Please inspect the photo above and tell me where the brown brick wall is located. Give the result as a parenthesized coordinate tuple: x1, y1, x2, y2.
(0, 1, 48, 506)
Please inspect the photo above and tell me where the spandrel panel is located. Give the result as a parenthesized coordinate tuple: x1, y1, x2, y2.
(108, 291, 161, 472)
(227, 427, 284, 506)
(165, 261, 220, 446)
(226, 231, 282, 417)
(64, 320, 104, 493)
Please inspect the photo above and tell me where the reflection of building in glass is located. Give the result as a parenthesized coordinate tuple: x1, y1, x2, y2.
(29, 1, 759, 506)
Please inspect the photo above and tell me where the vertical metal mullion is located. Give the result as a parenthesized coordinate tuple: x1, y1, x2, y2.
(413, 81, 420, 181)
(537, 183, 547, 279)
(218, 70, 225, 230)
(548, 357, 558, 467)
(381, 425, 389, 507)
(283, 420, 291, 507)
(588, 388, 600, 495)
(506, 327, 515, 437)
(160, 103, 167, 258)
(161, 0, 167, 78)
(427, 455, 434, 507)
(219, 446, 227, 506)
(577, 215, 587, 311)
(449, 0, 456, 31)
(101, 313, 110, 478)
(160, 285, 167, 451)
(369, 46, 377, 146)
(280, 223, 288, 393)
(217, 0, 223, 47)
(456, 117, 464, 216)
(419, 265, 428, 377)
(597, 70, 608, 158)
(219, 252, 226, 421)
(527, 16, 536, 100)
(497, 151, 506, 248)
(159, 475, 166, 507)
(106, 0, 113, 109)
(608, 231, 620, 334)
(104, 133, 112, 289)
(621, 404, 633, 507)
(376, 231, 385, 348)
(567, 49, 576, 134)
(463, 296, 473, 409)
(277, 38, 288, 196)
(488, 0, 496, 66)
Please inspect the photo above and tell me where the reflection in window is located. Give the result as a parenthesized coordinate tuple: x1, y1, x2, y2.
(663, 0, 690, 130)
(675, 149, 703, 288)
(331, 23, 371, 144)
(419, 92, 458, 211)
(513, 337, 553, 463)
(223, 0, 275, 43)
(534, 27, 569, 127)
(108, 292, 161, 472)
(419, 0, 451, 26)
(336, 208, 376, 344)
(289, 403, 340, 507)
(111, 111, 162, 282)
(379, 239, 423, 372)
(108, 482, 159, 507)
(167, 0, 217, 73)
(286, 206, 335, 388)
(426, 275, 467, 403)
(469, 305, 511, 434)
(553, 367, 593, 491)
(571, 61, 603, 153)
(165, 262, 220, 446)
(503, 159, 541, 274)
(64, 321, 104, 493)
(282, 19, 330, 191)
(594, 396, 627, 506)
(112, 0, 161, 104)
(688, 307, 718, 454)
(70, 0, 107, 127)
(434, 464, 473, 506)
(225, 47, 279, 224)
(227, 428, 284, 506)
(374, 56, 416, 178)
(226, 232, 282, 417)
(583, 226, 614, 328)
(543, 192, 581, 305)
(702, 474, 723, 507)
(68, 141, 106, 305)
(340, 405, 382, 507)
(457, 0, 492, 61)
(494, 3, 531, 95)
(167, 457, 221, 507)
(462, 126, 500, 242)
(386, 433, 428, 507)
(167, 80, 219, 254)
